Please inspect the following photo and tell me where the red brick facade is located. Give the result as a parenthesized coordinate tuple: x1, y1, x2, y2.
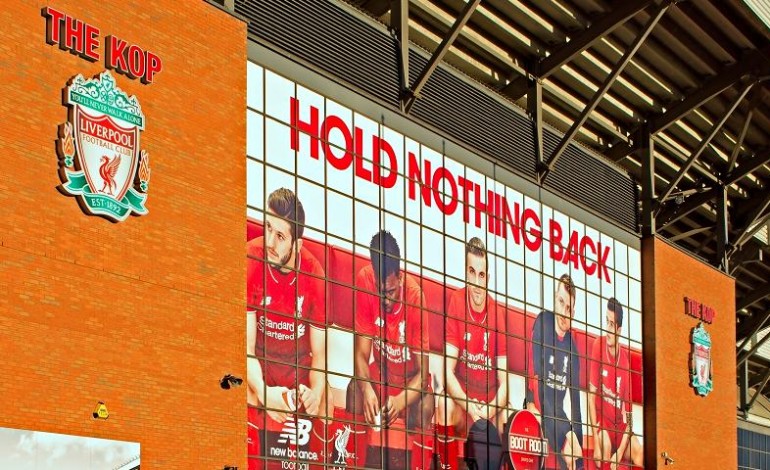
(643, 237, 736, 469)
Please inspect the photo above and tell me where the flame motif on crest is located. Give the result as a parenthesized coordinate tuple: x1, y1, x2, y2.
(138, 150, 151, 192)
(60, 122, 75, 167)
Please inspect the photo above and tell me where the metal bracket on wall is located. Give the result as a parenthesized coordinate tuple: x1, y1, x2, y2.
(402, 0, 480, 114)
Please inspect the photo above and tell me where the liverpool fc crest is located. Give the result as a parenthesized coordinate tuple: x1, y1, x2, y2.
(57, 71, 149, 222)
(691, 322, 713, 396)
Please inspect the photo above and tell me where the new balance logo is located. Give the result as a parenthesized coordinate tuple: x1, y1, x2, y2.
(277, 418, 313, 446)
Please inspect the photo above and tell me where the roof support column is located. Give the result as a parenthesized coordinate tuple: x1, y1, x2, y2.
(528, 79, 544, 181)
(715, 184, 729, 271)
(739, 360, 749, 416)
(640, 125, 656, 237)
(392, 0, 409, 111)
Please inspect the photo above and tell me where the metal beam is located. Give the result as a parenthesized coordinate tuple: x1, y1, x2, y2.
(733, 191, 770, 249)
(403, 0, 481, 113)
(728, 87, 761, 172)
(657, 186, 719, 231)
(749, 370, 770, 389)
(669, 225, 713, 242)
(499, 0, 653, 101)
(738, 312, 770, 345)
(540, 1, 669, 181)
(528, 79, 544, 174)
(603, 47, 770, 162)
(649, 62, 760, 134)
(738, 282, 770, 312)
(738, 302, 770, 349)
(539, 0, 653, 79)
(729, 242, 760, 275)
(739, 329, 770, 368)
(715, 185, 729, 270)
(392, 0, 409, 111)
(723, 152, 770, 187)
(748, 368, 770, 410)
(640, 126, 656, 236)
(657, 82, 754, 204)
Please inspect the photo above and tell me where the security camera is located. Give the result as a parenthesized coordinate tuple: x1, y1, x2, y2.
(220, 374, 243, 390)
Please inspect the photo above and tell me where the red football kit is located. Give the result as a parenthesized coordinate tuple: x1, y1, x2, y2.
(246, 236, 327, 470)
(445, 288, 507, 403)
(355, 266, 429, 393)
(589, 335, 632, 449)
(246, 236, 326, 388)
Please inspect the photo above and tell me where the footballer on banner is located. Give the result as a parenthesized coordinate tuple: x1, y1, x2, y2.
(246, 188, 329, 469)
(346, 230, 433, 468)
(436, 237, 510, 469)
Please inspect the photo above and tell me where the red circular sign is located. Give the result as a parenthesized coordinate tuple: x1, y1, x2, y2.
(507, 410, 546, 470)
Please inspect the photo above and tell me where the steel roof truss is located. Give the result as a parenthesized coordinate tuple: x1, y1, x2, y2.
(733, 191, 770, 249)
(738, 280, 770, 312)
(724, 151, 770, 187)
(669, 225, 713, 242)
(729, 242, 762, 276)
(728, 87, 762, 172)
(657, 81, 754, 204)
(748, 367, 770, 410)
(540, 1, 670, 183)
(500, 0, 653, 101)
(657, 186, 719, 230)
(392, 0, 409, 111)
(739, 326, 770, 367)
(403, 0, 481, 113)
(537, 0, 654, 79)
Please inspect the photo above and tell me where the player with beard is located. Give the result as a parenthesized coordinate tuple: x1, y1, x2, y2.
(246, 188, 328, 469)
(436, 237, 509, 469)
(527, 274, 583, 470)
(346, 230, 433, 468)
(588, 298, 643, 470)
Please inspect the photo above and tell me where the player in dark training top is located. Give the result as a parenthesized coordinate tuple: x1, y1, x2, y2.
(528, 274, 583, 470)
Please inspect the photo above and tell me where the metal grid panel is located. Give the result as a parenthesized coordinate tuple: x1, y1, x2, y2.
(235, 0, 638, 233)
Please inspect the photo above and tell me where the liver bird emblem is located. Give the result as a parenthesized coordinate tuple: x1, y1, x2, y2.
(334, 425, 352, 464)
(98, 154, 121, 195)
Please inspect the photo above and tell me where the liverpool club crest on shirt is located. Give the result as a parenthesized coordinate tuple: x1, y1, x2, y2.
(57, 71, 150, 222)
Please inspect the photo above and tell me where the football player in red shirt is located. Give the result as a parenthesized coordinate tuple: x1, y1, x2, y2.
(246, 188, 328, 468)
(436, 237, 509, 469)
(588, 298, 643, 470)
(346, 230, 433, 466)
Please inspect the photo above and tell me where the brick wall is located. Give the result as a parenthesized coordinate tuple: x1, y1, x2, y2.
(642, 237, 736, 469)
(0, 1, 247, 468)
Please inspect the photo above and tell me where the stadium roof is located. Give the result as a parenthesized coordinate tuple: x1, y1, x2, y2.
(342, 0, 770, 407)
